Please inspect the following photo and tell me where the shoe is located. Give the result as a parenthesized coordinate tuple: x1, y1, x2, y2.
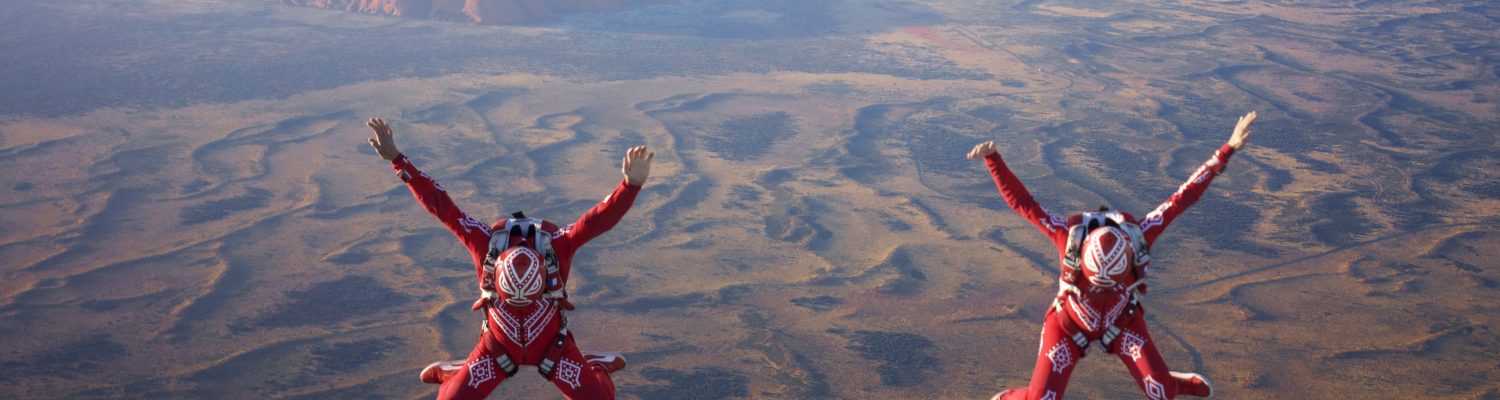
(582, 351, 627, 374)
(419, 360, 466, 384)
(990, 390, 1010, 400)
(1170, 371, 1213, 397)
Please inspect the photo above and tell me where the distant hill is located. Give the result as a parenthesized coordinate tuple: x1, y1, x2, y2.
(272, 0, 672, 25)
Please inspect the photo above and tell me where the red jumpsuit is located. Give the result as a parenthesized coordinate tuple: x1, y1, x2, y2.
(986, 145, 1234, 400)
(392, 154, 640, 400)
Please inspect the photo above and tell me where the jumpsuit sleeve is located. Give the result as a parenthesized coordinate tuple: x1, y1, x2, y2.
(392, 154, 494, 273)
(550, 180, 640, 285)
(558, 179, 642, 252)
(985, 152, 1070, 248)
(1138, 144, 1235, 246)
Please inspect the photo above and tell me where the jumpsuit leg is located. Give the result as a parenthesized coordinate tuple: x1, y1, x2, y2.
(548, 335, 617, 400)
(999, 308, 1084, 400)
(436, 333, 509, 400)
(1109, 314, 1178, 400)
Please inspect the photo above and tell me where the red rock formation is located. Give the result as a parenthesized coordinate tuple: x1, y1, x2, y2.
(273, 0, 671, 25)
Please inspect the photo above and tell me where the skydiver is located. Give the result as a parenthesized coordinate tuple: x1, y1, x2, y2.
(972, 112, 1260, 399)
(365, 118, 652, 400)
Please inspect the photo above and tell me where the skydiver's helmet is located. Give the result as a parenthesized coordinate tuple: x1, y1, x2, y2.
(494, 246, 547, 306)
(1080, 226, 1136, 289)
(484, 213, 564, 307)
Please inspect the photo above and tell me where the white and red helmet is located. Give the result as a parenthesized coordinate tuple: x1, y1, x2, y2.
(483, 215, 565, 308)
(494, 246, 546, 306)
(1080, 226, 1135, 288)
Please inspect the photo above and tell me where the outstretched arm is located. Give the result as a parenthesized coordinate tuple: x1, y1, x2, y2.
(969, 141, 1069, 247)
(366, 118, 491, 253)
(1139, 111, 1257, 245)
(559, 146, 654, 250)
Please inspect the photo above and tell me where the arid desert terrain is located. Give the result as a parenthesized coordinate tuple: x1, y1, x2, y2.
(0, 1, 1496, 398)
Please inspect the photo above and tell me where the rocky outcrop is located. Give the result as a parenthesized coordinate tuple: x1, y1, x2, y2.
(273, 0, 668, 25)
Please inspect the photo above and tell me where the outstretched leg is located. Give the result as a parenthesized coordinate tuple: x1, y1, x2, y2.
(995, 308, 1084, 400)
(550, 336, 618, 400)
(435, 334, 510, 400)
(1109, 314, 1212, 399)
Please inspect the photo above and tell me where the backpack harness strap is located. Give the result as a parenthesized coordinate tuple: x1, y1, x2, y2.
(531, 222, 565, 301)
(536, 315, 572, 379)
(496, 353, 519, 377)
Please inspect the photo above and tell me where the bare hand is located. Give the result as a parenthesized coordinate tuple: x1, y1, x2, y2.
(1227, 111, 1257, 151)
(366, 118, 401, 161)
(621, 146, 655, 186)
(967, 141, 997, 159)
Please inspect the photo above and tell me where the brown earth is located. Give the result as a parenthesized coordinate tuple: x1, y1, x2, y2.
(0, 1, 1496, 399)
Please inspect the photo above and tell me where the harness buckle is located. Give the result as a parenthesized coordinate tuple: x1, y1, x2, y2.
(537, 317, 572, 378)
